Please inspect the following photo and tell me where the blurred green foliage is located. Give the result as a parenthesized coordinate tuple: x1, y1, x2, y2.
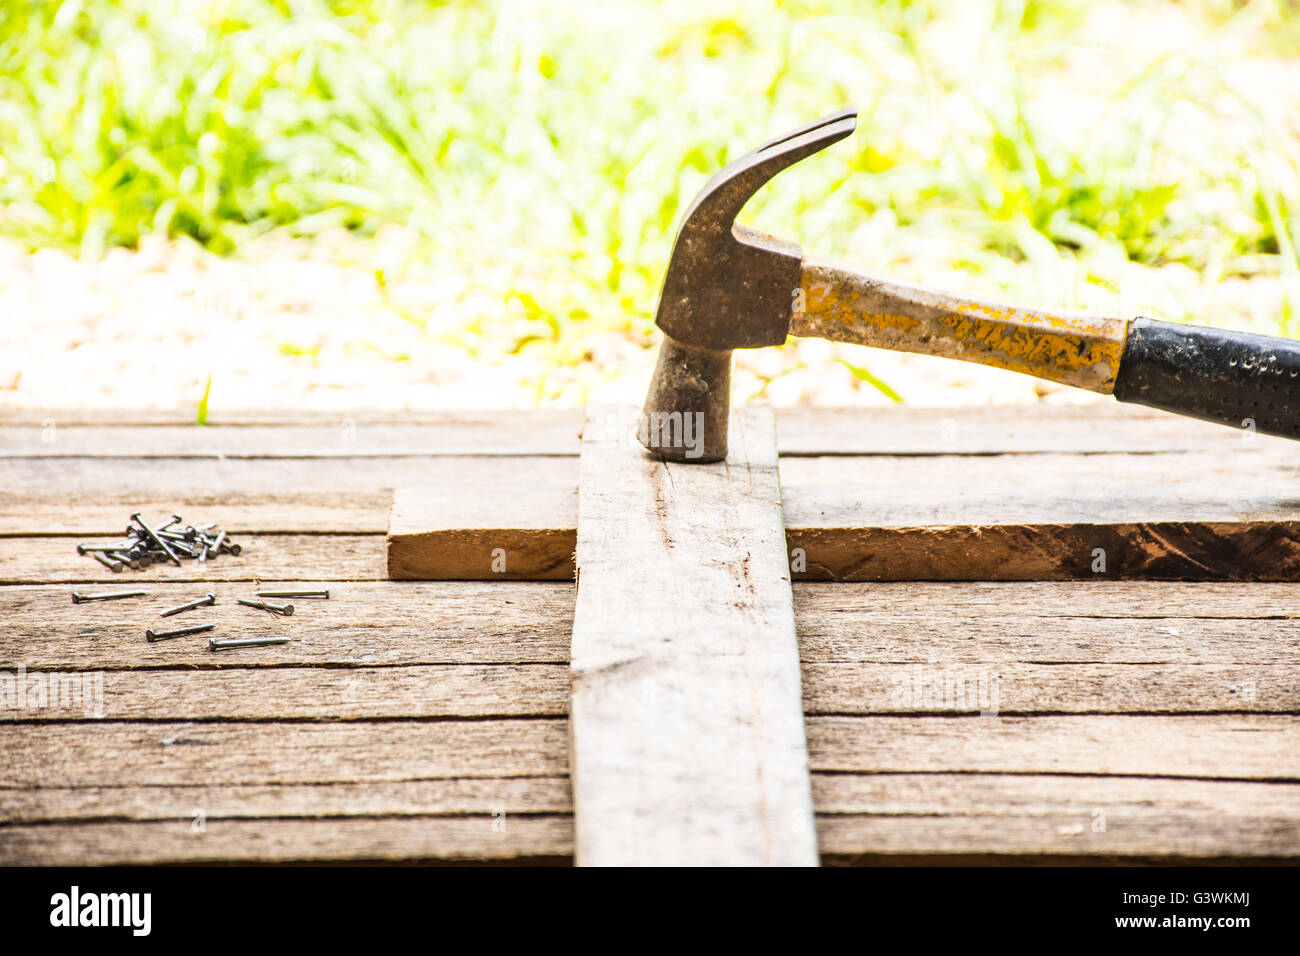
(1, 0, 1299, 349)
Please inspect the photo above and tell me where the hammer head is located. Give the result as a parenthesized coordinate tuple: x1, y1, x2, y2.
(641, 109, 857, 462)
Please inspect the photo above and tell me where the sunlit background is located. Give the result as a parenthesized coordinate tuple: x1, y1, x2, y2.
(1, 0, 1298, 414)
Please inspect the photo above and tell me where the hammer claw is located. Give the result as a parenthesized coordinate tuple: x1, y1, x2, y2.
(751, 107, 858, 159)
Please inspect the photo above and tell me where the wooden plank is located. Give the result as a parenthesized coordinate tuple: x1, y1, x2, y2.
(387, 480, 576, 580)
(5, 580, 1296, 672)
(796, 578, 1300, 622)
(815, 768, 1300, 861)
(815, 815, 1299, 863)
(0, 455, 535, 534)
(2, 720, 569, 787)
(0, 417, 584, 458)
(0, 777, 572, 825)
(7, 775, 1299, 864)
(807, 715, 1300, 780)
(8, 772, 1292, 827)
(0, 535, 386, 583)
(0, 817, 574, 865)
(3, 404, 1291, 454)
(7, 444, 1300, 579)
(801, 663, 1298, 714)
(2, 661, 1290, 723)
(382, 447, 1300, 580)
(0, 665, 568, 721)
(569, 404, 817, 866)
(0, 581, 573, 669)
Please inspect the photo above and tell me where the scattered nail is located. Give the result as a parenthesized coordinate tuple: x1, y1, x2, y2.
(131, 512, 181, 567)
(255, 589, 329, 599)
(91, 551, 124, 573)
(209, 636, 290, 651)
(237, 598, 293, 616)
(146, 622, 216, 643)
(160, 593, 217, 617)
(72, 589, 148, 604)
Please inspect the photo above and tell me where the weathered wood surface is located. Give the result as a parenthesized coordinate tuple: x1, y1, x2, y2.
(4, 580, 1298, 670)
(3, 407, 1299, 865)
(7, 405, 1299, 581)
(385, 452, 1300, 582)
(3, 403, 1294, 454)
(568, 405, 817, 866)
(3, 661, 1291, 721)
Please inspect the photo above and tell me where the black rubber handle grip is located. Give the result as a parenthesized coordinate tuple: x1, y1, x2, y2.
(1113, 317, 1300, 441)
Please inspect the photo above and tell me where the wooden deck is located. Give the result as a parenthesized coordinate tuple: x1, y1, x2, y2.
(1, 405, 1298, 864)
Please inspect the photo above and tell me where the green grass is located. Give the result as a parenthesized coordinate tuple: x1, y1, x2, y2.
(2, 0, 1300, 370)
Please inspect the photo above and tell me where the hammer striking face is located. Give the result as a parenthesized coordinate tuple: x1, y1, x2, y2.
(641, 109, 1300, 462)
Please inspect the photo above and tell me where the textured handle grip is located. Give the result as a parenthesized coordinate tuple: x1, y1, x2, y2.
(1113, 317, 1300, 440)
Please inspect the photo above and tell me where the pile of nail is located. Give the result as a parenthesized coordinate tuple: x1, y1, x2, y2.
(69, 587, 329, 651)
(77, 513, 241, 572)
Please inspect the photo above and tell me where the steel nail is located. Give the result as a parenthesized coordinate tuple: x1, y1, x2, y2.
(160, 592, 217, 617)
(72, 589, 148, 604)
(91, 551, 124, 573)
(146, 622, 216, 643)
(255, 589, 329, 599)
(237, 598, 293, 616)
(78, 542, 135, 554)
(209, 636, 290, 651)
(131, 512, 182, 567)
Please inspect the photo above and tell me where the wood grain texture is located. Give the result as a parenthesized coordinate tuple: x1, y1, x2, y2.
(0, 777, 572, 825)
(0, 581, 572, 669)
(3, 662, 1288, 722)
(0, 535, 386, 584)
(387, 482, 576, 580)
(383, 447, 1300, 581)
(4, 580, 1298, 672)
(4, 404, 1291, 454)
(807, 715, 1300, 779)
(6, 415, 1299, 582)
(0, 817, 574, 865)
(4, 574, 1298, 862)
(5, 406, 1298, 865)
(568, 405, 817, 866)
(6, 774, 1300, 864)
(1, 720, 569, 787)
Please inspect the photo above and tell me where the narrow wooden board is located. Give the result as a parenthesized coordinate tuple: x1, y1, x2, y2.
(1, 720, 569, 788)
(7, 772, 1295, 828)
(7, 774, 1300, 864)
(3, 404, 1292, 455)
(0, 535, 387, 584)
(568, 405, 817, 866)
(383, 448, 1300, 581)
(3, 580, 1298, 672)
(807, 714, 1300, 779)
(1, 660, 1290, 724)
(4, 572, 1298, 864)
(0, 581, 573, 669)
(0, 777, 572, 825)
(0, 817, 574, 866)
(5, 414, 1298, 581)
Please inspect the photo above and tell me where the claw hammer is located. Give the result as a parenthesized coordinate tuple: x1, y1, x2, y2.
(641, 109, 1300, 461)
